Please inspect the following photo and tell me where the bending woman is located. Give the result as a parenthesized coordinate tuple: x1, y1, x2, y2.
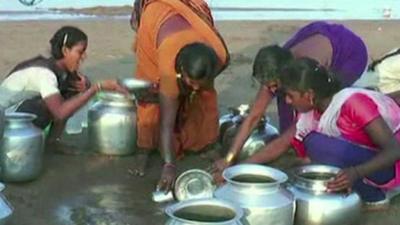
(280, 58, 400, 209)
(131, 0, 229, 191)
(213, 21, 367, 177)
(0, 26, 126, 142)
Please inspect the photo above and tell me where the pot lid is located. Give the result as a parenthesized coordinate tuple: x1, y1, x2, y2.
(118, 78, 152, 91)
(174, 169, 215, 201)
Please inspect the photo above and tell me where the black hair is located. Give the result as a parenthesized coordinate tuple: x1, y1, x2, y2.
(175, 42, 219, 80)
(252, 45, 294, 83)
(368, 48, 400, 72)
(280, 57, 342, 103)
(49, 26, 88, 60)
(130, 0, 143, 30)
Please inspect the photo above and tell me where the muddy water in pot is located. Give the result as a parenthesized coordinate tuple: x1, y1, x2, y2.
(173, 205, 236, 223)
(299, 172, 336, 180)
(166, 198, 243, 225)
(231, 174, 276, 183)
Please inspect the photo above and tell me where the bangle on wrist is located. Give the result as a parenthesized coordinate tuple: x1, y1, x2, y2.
(225, 152, 236, 164)
(352, 166, 362, 178)
(96, 82, 102, 92)
(164, 162, 176, 169)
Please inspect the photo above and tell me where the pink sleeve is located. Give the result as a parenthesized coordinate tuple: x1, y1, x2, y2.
(341, 93, 380, 127)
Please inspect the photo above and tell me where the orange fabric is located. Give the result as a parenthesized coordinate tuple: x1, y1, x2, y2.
(134, 0, 229, 154)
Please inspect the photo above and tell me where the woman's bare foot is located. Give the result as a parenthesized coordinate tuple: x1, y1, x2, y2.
(131, 149, 151, 177)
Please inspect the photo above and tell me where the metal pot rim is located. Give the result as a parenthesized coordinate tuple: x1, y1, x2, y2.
(5, 112, 37, 122)
(165, 198, 243, 224)
(118, 78, 152, 90)
(98, 91, 135, 102)
(222, 164, 288, 187)
(174, 169, 215, 201)
(290, 164, 340, 192)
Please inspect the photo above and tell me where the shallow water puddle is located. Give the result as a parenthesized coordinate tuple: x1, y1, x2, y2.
(55, 184, 145, 225)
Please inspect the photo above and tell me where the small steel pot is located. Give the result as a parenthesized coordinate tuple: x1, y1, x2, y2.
(214, 164, 295, 225)
(287, 164, 361, 225)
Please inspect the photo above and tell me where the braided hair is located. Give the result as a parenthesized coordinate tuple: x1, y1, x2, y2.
(368, 48, 400, 72)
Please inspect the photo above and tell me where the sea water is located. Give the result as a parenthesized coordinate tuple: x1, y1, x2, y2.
(0, 0, 399, 21)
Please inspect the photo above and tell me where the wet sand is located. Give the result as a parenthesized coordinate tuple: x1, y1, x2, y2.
(1, 19, 400, 224)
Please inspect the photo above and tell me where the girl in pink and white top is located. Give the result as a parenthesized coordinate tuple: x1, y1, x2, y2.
(280, 58, 400, 208)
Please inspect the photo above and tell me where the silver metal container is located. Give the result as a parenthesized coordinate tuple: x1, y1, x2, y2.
(0, 106, 4, 141)
(165, 198, 243, 225)
(0, 183, 13, 224)
(88, 92, 136, 155)
(287, 165, 361, 225)
(214, 164, 294, 225)
(118, 78, 152, 91)
(174, 169, 215, 201)
(219, 105, 279, 160)
(152, 190, 174, 203)
(0, 112, 44, 182)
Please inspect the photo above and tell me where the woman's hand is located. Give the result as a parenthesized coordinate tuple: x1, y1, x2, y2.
(98, 80, 129, 95)
(211, 158, 231, 185)
(327, 167, 360, 193)
(75, 72, 90, 92)
(157, 163, 177, 192)
(69, 72, 90, 92)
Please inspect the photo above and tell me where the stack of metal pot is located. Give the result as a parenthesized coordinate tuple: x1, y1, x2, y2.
(214, 164, 295, 225)
(287, 165, 361, 225)
(219, 105, 279, 160)
(88, 91, 137, 155)
(0, 112, 44, 182)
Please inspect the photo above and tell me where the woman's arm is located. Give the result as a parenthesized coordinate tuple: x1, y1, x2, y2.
(328, 116, 400, 191)
(245, 123, 296, 164)
(212, 85, 278, 183)
(358, 117, 400, 176)
(226, 85, 275, 161)
(44, 80, 126, 121)
(44, 85, 98, 121)
(157, 93, 179, 191)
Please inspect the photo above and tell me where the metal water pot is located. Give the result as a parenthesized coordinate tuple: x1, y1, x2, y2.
(165, 198, 243, 225)
(214, 164, 295, 225)
(88, 92, 136, 155)
(0, 106, 4, 141)
(0, 183, 13, 224)
(0, 112, 44, 182)
(219, 105, 279, 160)
(287, 165, 361, 225)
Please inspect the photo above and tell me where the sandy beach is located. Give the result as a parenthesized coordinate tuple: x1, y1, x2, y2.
(1, 18, 400, 224)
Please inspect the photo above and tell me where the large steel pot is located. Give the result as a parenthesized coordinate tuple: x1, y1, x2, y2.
(215, 164, 294, 225)
(0, 112, 44, 182)
(165, 198, 243, 225)
(0, 183, 13, 224)
(219, 105, 279, 161)
(287, 165, 361, 225)
(88, 92, 136, 155)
